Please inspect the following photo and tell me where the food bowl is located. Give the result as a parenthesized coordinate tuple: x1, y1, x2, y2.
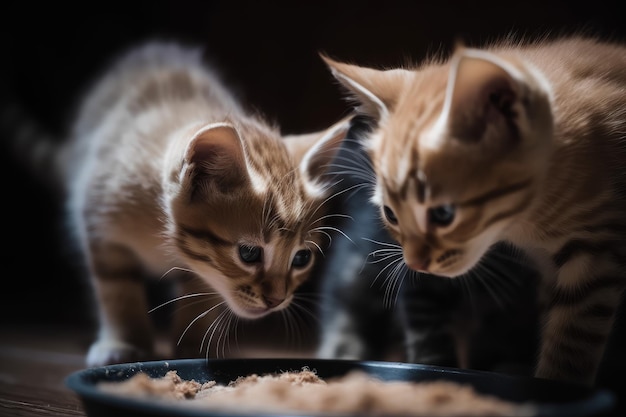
(65, 358, 614, 417)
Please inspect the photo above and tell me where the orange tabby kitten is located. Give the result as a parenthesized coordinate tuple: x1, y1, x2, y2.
(11, 41, 349, 366)
(323, 35, 626, 385)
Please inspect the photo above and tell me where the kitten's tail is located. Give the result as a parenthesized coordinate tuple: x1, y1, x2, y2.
(1, 103, 66, 194)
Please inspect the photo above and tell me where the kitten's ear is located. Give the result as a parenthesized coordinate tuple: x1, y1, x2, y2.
(321, 54, 409, 121)
(284, 116, 351, 196)
(183, 122, 247, 196)
(442, 48, 529, 143)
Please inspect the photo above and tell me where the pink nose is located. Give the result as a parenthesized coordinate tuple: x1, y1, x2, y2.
(405, 257, 431, 273)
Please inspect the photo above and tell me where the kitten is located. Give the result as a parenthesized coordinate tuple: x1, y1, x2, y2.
(316, 116, 538, 373)
(323, 35, 626, 385)
(315, 116, 405, 362)
(7, 41, 349, 367)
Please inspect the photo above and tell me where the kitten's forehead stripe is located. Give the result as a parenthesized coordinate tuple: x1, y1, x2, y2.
(175, 239, 213, 264)
(244, 131, 311, 225)
(458, 178, 533, 207)
(180, 224, 232, 246)
(399, 172, 413, 200)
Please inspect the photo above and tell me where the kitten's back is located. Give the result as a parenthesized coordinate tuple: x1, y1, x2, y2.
(61, 42, 241, 184)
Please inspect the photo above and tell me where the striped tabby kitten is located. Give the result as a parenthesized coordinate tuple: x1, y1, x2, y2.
(323, 35, 626, 385)
(11, 41, 349, 367)
(316, 116, 538, 374)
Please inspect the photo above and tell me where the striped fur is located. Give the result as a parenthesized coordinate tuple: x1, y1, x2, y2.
(325, 35, 626, 385)
(15, 41, 349, 367)
(316, 116, 538, 375)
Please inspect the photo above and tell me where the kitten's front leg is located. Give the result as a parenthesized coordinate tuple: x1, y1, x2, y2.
(536, 256, 625, 385)
(85, 242, 155, 367)
(399, 277, 459, 367)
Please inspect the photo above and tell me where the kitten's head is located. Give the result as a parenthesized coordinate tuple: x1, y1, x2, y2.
(324, 45, 554, 277)
(163, 117, 350, 318)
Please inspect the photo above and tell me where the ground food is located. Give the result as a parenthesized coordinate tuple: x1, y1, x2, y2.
(99, 367, 536, 416)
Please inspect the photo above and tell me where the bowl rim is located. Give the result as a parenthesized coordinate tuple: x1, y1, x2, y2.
(65, 357, 616, 417)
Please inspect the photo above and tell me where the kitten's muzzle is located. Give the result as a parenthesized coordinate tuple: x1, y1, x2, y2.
(263, 296, 285, 309)
(404, 256, 431, 273)
(403, 241, 432, 272)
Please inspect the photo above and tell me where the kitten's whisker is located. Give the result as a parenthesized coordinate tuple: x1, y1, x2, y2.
(148, 292, 218, 314)
(305, 240, 324, 256)
(332, 146, 375, 170)
(346, 183, 376, 201)
(204, 308, 231, 359)
(313, 213, 354, 223)
(366, 253, 403, 265)
(368, 247, 403, 256)
(310, 178, 345, 204)
(361, 237, 402, 248)
(233, 316, 241, 353)
(328, 170, 374, 184)
(216, 313, 228, 359)
(309, 230, 333, 247)
(361, 251, 402, 274)
(326, 162, 376, 183)
(218, 311, 235, 359)
(284, 303, 315, 350)
(382, 263, 399, 309)
(177, 301, 226, 347)
(308, 182, 367, 222)
(329, 156, 374, 171)
(279, 310, 293, 348)
(159, 266, 194, 280)
(312, 226, 355, 245)
(383, 260, 406, 309)
(371, 256, 404, 287)
(392, 267, 409, 309)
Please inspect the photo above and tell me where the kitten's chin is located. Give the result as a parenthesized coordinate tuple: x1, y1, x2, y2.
(236, 307, 273, 319)
(225, 303, 273, 319)
(429, 250, 487, 278)
(230, 299, 291, 319)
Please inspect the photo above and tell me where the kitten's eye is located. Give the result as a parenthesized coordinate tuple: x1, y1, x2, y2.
(428, 204, 456, 227)
(239, 245, 262, 263)
(383, 206, 398, 225)
(292, 249, 312, 268)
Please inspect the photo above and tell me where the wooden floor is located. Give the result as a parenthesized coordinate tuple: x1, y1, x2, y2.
(0, 324, 312, 417)
(0, 325, 89, 417)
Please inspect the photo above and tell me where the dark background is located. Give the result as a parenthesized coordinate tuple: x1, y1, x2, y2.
(3, 0, 625, 326)
(2, 0, 625, 405)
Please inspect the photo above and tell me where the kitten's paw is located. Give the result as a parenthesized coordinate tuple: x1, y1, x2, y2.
(86, 340, 152, 367)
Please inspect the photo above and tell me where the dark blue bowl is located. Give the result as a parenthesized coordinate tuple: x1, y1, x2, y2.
(65, 358, 615, 417)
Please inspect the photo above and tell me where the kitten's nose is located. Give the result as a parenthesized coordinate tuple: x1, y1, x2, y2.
(263, 296, 285, 309)
(405, 257, 431, 273)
